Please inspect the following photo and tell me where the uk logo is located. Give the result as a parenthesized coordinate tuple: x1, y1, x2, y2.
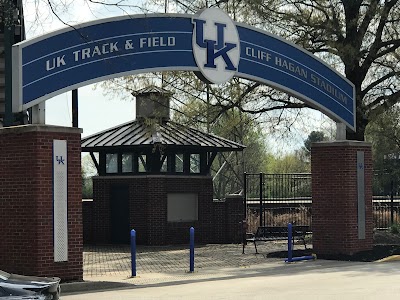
(192, 8, 240, 84)
(56, 156, 65, 165)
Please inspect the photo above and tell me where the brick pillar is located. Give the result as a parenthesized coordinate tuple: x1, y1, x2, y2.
(0, 125, 83, 281)
(311, 141, 373, 256)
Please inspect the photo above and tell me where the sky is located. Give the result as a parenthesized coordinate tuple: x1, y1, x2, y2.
(45, 86, 135, 138)
(24, 1, 146, 138)
(22, 0, 335, 152)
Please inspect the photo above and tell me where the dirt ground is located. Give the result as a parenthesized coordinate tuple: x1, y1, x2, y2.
(267, 230, 400, 262)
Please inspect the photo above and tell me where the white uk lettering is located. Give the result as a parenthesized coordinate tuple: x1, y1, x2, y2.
(311, 74, 348, 105)
(109, 42, 119, 52)
(57, 56, 66, 67)
(72, 42, 119, 62)
(275, 57, 308, 79)
(102, 44, 109, 54)
(92, 46, 101, 56)
(245, 47, 271, 62)
(139, 36, 176, 48)
(81, 48, 91, 60)
(46, 55, 66, 71)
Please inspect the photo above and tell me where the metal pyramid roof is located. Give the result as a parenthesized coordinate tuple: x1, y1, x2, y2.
(81, 120, 245, 152)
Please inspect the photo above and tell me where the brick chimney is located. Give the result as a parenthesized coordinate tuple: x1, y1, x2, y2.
(133, 86, 171, 121)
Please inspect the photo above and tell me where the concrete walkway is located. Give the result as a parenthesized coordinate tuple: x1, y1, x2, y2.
(63, 241, 298, 290)
(63, 259, 400, 300)
(61, 242, 400, 299)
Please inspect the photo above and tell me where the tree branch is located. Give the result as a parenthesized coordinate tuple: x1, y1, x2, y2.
(360, 0, 397, 76)
(367, 90, 400, 120)
(362, 70, 400, 96)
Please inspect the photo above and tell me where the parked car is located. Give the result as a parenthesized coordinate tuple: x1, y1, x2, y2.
(0, 284, 48, 299)
(0, 270, 60, 300)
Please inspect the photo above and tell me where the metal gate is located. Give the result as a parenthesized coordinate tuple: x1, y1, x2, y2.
(243, 173, 312, 231)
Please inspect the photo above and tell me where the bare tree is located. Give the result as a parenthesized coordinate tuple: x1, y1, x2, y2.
(247, 0, 400, 141)
(101, 0, 400, 141)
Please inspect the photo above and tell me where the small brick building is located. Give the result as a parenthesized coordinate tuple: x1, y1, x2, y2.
(82, 87, 245, 245)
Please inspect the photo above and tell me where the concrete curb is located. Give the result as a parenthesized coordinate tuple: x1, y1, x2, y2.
(375, 255, 400, 262)
(61, 281, 134, 294)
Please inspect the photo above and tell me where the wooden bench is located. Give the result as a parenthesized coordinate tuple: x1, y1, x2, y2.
(243, 225, 310, 254)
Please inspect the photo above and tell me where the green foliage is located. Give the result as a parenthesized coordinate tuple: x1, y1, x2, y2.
(390, 223, 400, 235)
(82, 154, 98, 199)
(266, 152, 310, 174)
(172, 90, 312, 199)
(303, 131, 326, 153)
(173, 94, 271, 198)
(82, 178, 93, 199)
(366, 106, 400, 195)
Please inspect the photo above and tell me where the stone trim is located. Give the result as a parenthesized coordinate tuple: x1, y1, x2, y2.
(0, 124, 82, 135)
(312, 140, 371, 147)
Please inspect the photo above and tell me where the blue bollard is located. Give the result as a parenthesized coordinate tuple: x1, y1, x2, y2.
(285, 223, 316, 263)
(189, 227, 195, 272)
(285, 255, 316, 262)
(287, 223, 293, 263)
(131, 229, 136, 277)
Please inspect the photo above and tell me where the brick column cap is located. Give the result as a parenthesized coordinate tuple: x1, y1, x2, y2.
(0, 124, 82, 135)
(312, 140, 371, 148)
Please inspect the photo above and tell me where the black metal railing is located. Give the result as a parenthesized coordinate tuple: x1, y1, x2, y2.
(244, 172, 400, 232)
(244, 173, 312, 231)
(373, 196, 400, 228)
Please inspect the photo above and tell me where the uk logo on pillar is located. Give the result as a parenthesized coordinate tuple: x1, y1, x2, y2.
(192, 8, 240, 84)
(56, 156, 65, 165)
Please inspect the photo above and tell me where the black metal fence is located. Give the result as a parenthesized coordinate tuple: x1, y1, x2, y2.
(244, 173, 312, 231)
(373, 198, 400, 228)
(244, 172, 400, 232)
(373, 171, 400, 228)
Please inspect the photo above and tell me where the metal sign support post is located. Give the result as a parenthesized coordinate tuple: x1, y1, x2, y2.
(72, 89, 78, 128)
(4, 0, 14, 127)
(336, 122, 347, 140)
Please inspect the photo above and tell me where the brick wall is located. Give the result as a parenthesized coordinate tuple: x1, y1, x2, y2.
(87, 175, 241, 245)
(0, 125, 83, 281)
(311, 141, 373, 256)
(164, 176, 214, 245)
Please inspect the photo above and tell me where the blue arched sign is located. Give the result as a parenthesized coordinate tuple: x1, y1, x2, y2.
(12, 8, 356, 130)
